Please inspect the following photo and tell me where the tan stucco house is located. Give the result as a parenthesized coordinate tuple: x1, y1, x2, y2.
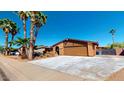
(44, 38, 98, 56)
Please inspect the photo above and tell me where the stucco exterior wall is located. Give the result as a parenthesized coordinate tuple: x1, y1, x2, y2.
(87, 43, 96, 56)
(51, 40, 97, 56)
(52, 43, 64, 56)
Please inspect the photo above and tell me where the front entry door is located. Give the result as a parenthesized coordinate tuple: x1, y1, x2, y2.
(55, 46, 60, 55)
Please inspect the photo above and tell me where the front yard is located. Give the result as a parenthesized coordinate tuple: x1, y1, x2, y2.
(29, 55, 124, 80)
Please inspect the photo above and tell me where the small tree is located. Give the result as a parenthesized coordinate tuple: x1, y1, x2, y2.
(13, 37, 30, 58)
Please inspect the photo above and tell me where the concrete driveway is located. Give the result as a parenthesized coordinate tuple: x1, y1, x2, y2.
(29, 55, 124, 80)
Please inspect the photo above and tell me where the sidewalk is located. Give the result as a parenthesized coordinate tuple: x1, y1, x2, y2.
(0, 56, 84, 81)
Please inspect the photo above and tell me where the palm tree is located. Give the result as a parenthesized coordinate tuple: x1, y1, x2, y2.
(109, 29, 116, 48)
(15, 11, 30, 58)
(0, 19, 19, 55)
(15, 11, 47, 60)
(0, 19, 12, 55)
(28, 11, 47, 60)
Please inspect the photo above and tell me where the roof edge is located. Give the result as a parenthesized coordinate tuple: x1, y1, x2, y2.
(51, 38, 99, 47)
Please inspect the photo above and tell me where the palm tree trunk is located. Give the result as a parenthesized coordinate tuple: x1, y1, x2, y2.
(23, 20, 26, 39)
(22, 20, 27, 58)
(5, 32, 8, 55)
(9, 35, 14, 48)
(8, 35, 14, 55)
(34, 27, 40, 46)
(111, 35, 115, 49)
(28, 22, 35, 60)
(112, 35, 114, 45)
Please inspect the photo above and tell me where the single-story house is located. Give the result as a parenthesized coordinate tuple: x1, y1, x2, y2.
(44, 38, 98, 56)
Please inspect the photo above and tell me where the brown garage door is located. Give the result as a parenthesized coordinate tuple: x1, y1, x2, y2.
(64, 46, 88, 56)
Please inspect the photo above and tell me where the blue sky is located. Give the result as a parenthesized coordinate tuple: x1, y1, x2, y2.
(0, 11, 124, 47)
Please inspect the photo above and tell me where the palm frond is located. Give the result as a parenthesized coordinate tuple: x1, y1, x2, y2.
(14, 37, 30, 47)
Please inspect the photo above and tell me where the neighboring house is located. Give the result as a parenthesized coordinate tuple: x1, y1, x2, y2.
(44, 38, 98, 56)
(18, 45, 47, 57)
(34, 45, 48, 56)
(96, 47, 124, 56)
(34, 45, 47, 53)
